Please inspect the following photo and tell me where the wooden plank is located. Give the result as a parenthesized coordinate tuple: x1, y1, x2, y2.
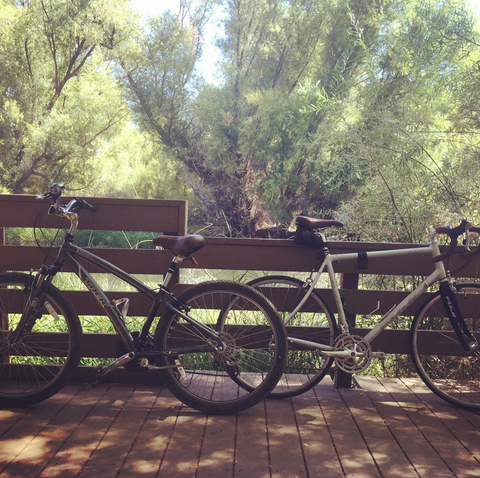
(379, 377, 480, 477)
(0, 245, 174, 274)
(400, 378, 480, 469)
(2, 384, 108, 478)
(313, 376, 381, 477)
(266, 398, 307, 478)
(196, 415, 235, 478)
(196, 237, 480, 276)
(291, 386, 344, 477)
(6, 327, 472, 359)
(117, 386, 182, 478)
(0, 281, 431, 320)
(339, 386, 418, 477)
(0, 408, 29, 439)
(235, 402, 270, 478)
(0, 384, 84, 475)
(38, 384, 135, 478)
(335, 273, 359, 389)
(69, 365, 166, 384)
(2, 240, 479, 278)
(0, 195, 187, 234)
(77, 387, 158, 478)
(355, 376, 457, 477)
(0, 375, 477, 477)
(176, 201, 188, 236)
(156, 408, 207, 477)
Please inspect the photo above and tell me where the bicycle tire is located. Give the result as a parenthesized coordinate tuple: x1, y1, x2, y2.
(411, 283, 480, 410)
(247, 275, 336, 399)
(155, 281, 287, 415)
(0, 273, 81, 407)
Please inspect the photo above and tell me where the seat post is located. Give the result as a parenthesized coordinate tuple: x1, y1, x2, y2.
(162, 255, 183, 289)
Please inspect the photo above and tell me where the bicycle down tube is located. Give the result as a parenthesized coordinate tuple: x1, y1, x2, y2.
(286, 235, 447, 356)
(48, 241, 223, 355)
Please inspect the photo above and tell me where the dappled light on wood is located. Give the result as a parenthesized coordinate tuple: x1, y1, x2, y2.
(0, 378, 479, 477)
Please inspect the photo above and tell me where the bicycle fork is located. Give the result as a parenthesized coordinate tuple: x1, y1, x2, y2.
(439, 280, 479, 353)
(8, 272, 49, 344)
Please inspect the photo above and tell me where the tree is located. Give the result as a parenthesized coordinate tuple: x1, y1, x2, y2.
(0, 0, 135, 193)
(123, 0, 387, 235)
(313, 0, 480, 242)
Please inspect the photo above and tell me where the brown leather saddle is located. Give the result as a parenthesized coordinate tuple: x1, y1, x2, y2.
(296, 216, 343, 229)
(152, 234, 205, 255)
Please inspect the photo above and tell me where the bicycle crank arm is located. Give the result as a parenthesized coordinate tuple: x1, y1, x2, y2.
(95, 352, 136, 381)
(151, 362, 204, 370)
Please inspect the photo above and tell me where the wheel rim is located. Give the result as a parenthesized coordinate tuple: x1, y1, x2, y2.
(0, 280, 73, 398)
(161, 287, 282, 405)
(251, 278, 335, 396)
(413, 285, 480, 409)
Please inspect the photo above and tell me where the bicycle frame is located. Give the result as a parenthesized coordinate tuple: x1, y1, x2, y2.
(286, 231, 448, 356)
(15, 239, 222, 362)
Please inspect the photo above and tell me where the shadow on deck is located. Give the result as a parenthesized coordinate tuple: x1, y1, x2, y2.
(0, 376, 479, 478)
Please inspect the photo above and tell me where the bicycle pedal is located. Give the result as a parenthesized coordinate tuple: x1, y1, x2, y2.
(92, 365, 103, 388)
(174, 359, 187, 380)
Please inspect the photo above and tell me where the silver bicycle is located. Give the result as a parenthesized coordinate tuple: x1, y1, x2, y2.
(248, 216, 480, 410)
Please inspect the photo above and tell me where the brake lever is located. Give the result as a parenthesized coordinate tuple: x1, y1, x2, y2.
(36, 192, 51, 200)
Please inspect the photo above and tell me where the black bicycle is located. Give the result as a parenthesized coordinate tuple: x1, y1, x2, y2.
(0, 184, 287, 414)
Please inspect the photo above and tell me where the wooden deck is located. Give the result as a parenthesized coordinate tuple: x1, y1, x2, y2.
(0, 376, 479, 478)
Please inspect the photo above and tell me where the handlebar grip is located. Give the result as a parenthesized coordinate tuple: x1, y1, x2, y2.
(75, 198, 96, 212)
(82, 200, 96, 212)
(435, 219, 470, 238)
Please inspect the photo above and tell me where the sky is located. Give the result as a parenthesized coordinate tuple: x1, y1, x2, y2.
(129, 0, 224, 84)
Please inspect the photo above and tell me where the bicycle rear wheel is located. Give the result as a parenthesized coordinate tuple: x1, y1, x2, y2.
(247, 275, 336, 399)
(0, 273, 81, 407)
(155, 281, 287, 415)
(411, 284, 480, 410)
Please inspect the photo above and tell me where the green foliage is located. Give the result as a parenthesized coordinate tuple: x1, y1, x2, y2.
(0, 0, 136, 193)
(1, 0, 479, 242)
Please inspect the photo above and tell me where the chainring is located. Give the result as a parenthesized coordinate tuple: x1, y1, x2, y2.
(334, 333, 372, 374)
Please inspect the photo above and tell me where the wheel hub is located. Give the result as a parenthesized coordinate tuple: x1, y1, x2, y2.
(212, 332, 237, 365)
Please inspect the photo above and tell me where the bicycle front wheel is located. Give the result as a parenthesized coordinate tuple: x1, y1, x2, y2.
(411, 284, 480, 410)
(155, 281, 287, 415)
(247, 275, 336, 399)
(0, 273, 81, 407)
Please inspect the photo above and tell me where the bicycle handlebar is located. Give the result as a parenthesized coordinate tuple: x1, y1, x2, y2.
(65, 198, 96, 213)
(36, 184, 96, 236)
(37, 184, 96, 214)
(433, 220, 480, 263)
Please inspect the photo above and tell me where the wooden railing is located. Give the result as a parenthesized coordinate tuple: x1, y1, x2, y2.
(1, 194, 479, 386)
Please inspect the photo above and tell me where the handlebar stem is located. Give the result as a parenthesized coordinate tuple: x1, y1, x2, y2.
(58, 200, 79, 236)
